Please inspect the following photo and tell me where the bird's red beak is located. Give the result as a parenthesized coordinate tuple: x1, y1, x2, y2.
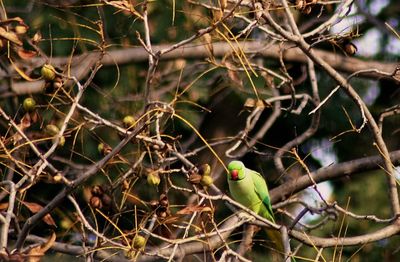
(231, 170, 238, 180)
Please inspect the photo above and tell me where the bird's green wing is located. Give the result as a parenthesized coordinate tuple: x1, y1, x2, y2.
(247, 168, 275, 221)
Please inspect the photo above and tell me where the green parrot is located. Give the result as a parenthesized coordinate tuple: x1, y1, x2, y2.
(227, 160, 285, 256)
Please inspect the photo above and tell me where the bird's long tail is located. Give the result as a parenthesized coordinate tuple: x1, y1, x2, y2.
(265, 228, 296, 262)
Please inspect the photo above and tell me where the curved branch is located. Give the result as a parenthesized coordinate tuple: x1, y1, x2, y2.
(290, 223, 400, 247)
(270, 150, 400, 203)
(8, 42, 399, 95)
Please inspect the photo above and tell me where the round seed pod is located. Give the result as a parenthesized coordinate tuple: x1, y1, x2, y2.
(123, 115, 135, 127)
(90, 196, 102, 209)
(198, 164, 211, 176)
(23, 98, 36, 112)
(200, 175, 213, 187)
(53, 77, 63, 89)
(132, 235, 146, 249)
(344, 42, 357, 56)
(97, 143, 104, 154)
(147, 172, 160, 187)
(149, 200, 159, 210)
(41, 64, 56, 81)
(45, 124, 60, 136)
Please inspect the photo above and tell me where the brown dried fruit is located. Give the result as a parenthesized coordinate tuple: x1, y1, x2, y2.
(149, 200, 159, 209)
(188, 173, 202, 184)
(344, 42, 357, 56)
(53, 77, 63, 89)
(90, 196, 102, 209)
(101, 194, 112, 207)
(159, 194, 169, 207)
(98, 143, 112, 155)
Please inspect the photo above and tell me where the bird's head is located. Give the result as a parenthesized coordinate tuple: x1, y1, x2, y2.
(227, 160, 245, 181)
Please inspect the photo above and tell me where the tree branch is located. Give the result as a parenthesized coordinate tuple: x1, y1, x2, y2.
(7, 42, 399, 95)
(270, 150, 400, 203)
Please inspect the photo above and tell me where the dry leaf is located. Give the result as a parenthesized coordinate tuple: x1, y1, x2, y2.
(27, 231, 56, 262)
(0, 202, 9, 210)
(17, 48, 37, 60)
(203, 33, 214, 60)
(224, 61, 243, 87)
(23, 202, 57, 227)
(12, 113, 32, 145)
(32, 32, 42, 45)
(9, 57, 38, 82)
(0, 26, 22, 45)
(0, 17, 24, 26)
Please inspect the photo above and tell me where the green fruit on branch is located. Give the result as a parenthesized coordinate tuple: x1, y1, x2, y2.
(97, 143, 104, 154)
(132, 235, 146, 249)
(198, 164, 211, 176)
(23, 97, 36, 112)
(97, 143, 104, 153)
(123, 115, 135, 127)
(147, 172, 160, 187)
(200, 175, 213, 187)
(45, 124, 60, 136)
(41, 64, 56, 81)
(97, 143, 112, 155)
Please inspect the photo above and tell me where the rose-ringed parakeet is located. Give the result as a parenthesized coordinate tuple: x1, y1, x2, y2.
(227, 160, 285, 255)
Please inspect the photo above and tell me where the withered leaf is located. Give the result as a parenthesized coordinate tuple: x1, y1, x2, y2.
(17, 48, 37, 60)
(0, 17, 25, 26)
(23, 202, 57, 227)
(27, 231, 56, 262)
(0, 26, 22, 45)
(0, 202, 9, 210)
(224, 61, 243, 87)
(12, 113, 31, 145)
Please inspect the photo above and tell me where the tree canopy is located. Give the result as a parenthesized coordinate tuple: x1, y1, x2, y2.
(0, 0, 399, 261)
